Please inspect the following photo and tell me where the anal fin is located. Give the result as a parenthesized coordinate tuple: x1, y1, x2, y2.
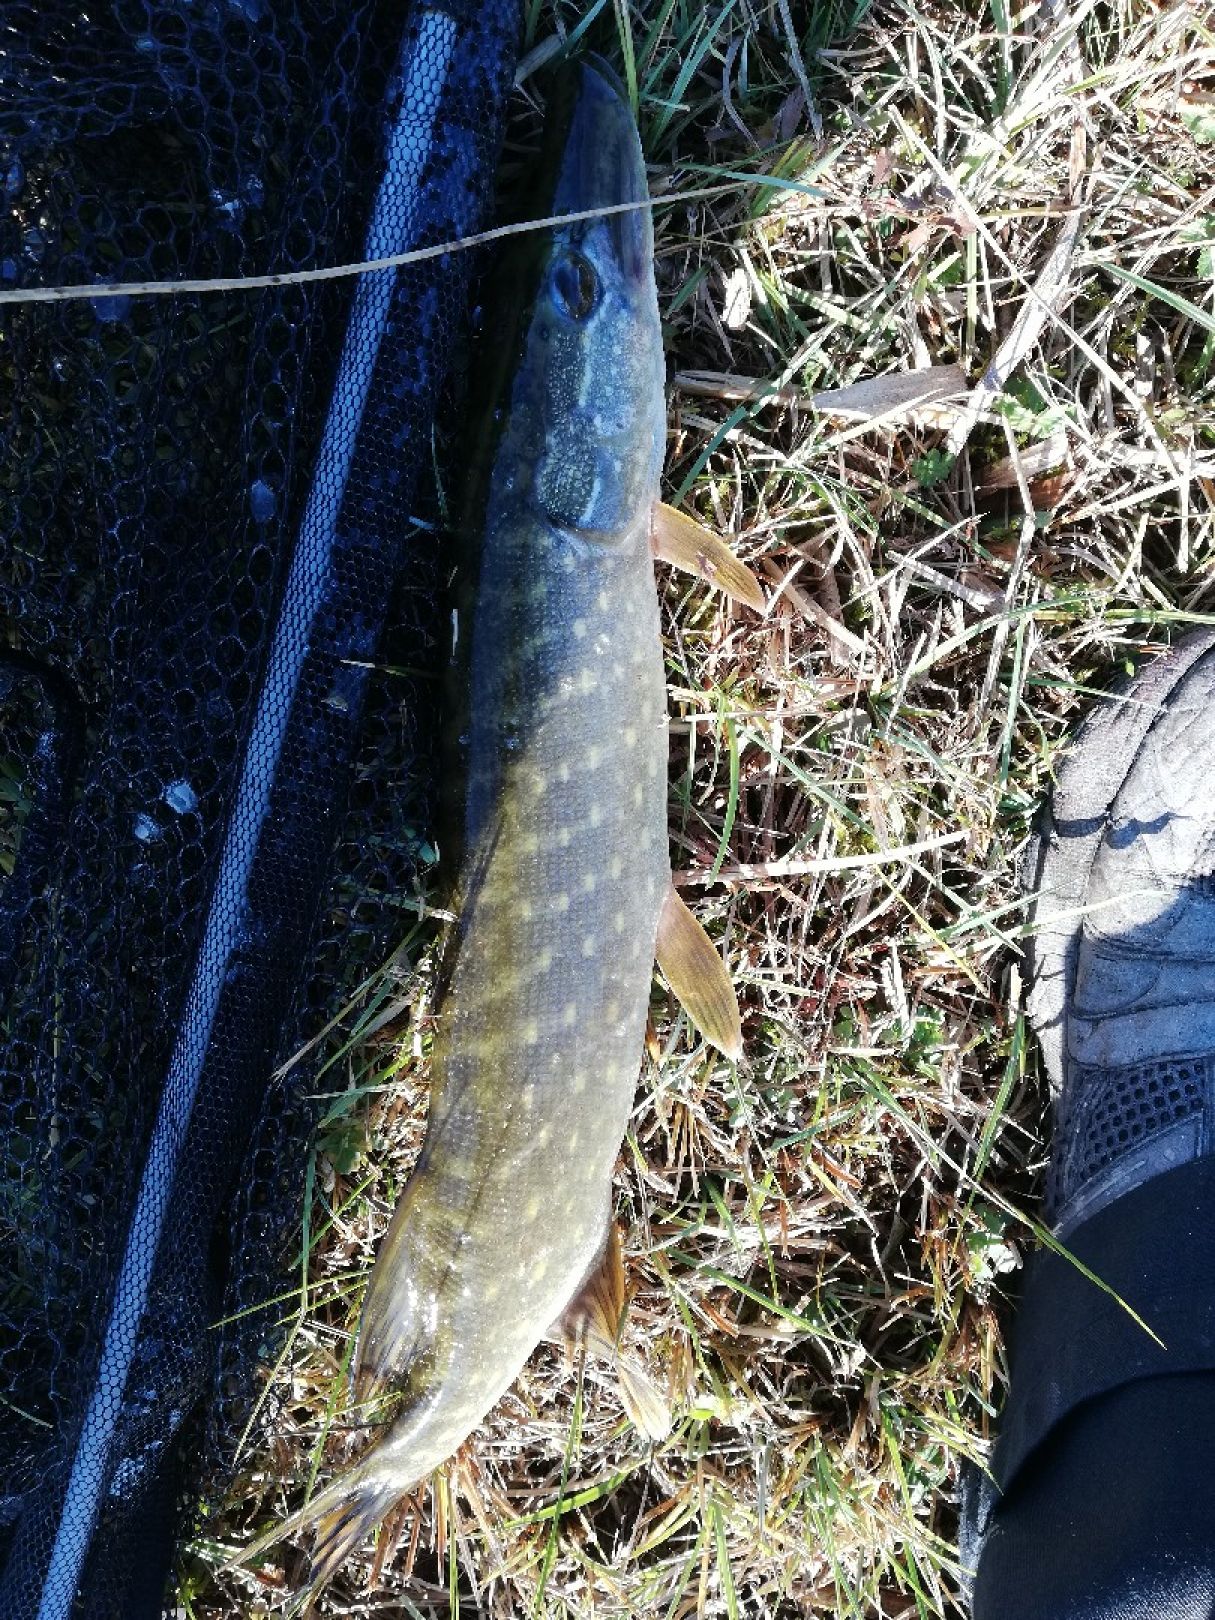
(655, 881, 743, 1060)
(562, 1221, 627, 1358)
(651, 502, 766, 611)
(560, 1224, 672, 1442)
(616, 1357, 673, 1442)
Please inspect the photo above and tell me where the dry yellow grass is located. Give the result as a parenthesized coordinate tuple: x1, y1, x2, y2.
(195, 2, 1215, 1615)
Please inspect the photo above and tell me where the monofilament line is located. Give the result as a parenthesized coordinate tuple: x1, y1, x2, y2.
(0, 179, 807, 306)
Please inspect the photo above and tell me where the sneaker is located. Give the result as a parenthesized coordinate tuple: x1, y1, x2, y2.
(1025, 629, 1215, 1238)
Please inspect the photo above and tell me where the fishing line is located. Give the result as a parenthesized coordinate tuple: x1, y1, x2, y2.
(0, 177, 826, 307)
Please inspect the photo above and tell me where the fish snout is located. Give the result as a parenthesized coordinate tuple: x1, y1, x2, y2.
(554, 59, 650, 288)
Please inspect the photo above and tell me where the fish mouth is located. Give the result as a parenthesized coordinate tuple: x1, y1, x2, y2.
(551, 57, 650, 287)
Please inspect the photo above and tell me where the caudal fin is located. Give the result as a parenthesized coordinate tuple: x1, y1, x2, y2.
(299, 1482, 402, 1607)
(224, 1466, 401, 1612)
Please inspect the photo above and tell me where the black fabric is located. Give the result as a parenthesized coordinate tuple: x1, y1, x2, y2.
(973, 1374, 1215, 1619)
(963, 1156, 1215, 1617)
(990, 1156, 1215, 1496)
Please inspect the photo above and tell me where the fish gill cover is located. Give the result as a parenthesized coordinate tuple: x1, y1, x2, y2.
(0, 3, 520, 1616)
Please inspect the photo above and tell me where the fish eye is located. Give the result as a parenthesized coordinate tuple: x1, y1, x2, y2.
(550, 250, 600, 322)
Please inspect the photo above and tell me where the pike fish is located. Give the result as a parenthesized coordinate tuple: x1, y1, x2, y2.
(236, 58, 760, 1600)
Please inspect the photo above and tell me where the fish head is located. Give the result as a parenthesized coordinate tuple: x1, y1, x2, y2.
(527, 59, 666, 549)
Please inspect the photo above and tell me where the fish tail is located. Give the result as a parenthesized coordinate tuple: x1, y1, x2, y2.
(298, 1481, 402, 1606)
(224, 1463, 401, 1605)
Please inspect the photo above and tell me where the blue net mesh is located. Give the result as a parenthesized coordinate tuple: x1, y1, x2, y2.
(0, 4, 520, 1615)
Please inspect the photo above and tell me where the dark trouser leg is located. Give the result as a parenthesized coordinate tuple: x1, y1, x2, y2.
(966, 1158, 1215, 1619)
(973, 1375, 1215, 1620)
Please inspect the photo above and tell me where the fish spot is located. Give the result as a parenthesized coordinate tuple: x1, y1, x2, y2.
(531, 1257, 549, 1282)
(519, 898, 534, 921)
(523, 1021, 539, 1046)
(597, 590, 610, 612)
(581, 935, 597, 958)
(582, 871, 597, 894)
(632, 783, 644, 806)
(572, 1071, 587, 1093)
(568, 1130, 580, 1150)
(521, 1084, 536, 1109)
(589, 804, 603, 828)
(535, 946, 554, 973)
(573, 617, 588, 639)
(558, 761, 571, 783)
(557, 827, 572, 847)
(528, 771, 547, 797)
(623, 726, 638, 747)
(538, 1125, 552, 1146)
(578, 668, 598, 696)
(610, 856, 624, 879)
(554, 892, 570, 913)
(519, 831, 540, 855)
(484, 1281, 501, 1301)
(525, 1195, 541, 1220)
(614, 911, 627, 934)
(586, 744, 603, 770)
(562, 1001, 579, 1028)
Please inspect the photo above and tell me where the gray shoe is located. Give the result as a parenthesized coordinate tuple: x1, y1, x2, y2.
(1026, 629, 1215, 1238)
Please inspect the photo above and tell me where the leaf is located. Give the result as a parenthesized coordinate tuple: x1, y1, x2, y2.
(1180, 99, 1215, 145)
(912, 449, 954, 488)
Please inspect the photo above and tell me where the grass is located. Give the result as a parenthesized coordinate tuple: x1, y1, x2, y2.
(194, 1, 1215, 1615)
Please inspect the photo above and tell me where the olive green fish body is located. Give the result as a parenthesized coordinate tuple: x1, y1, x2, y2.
(356, 49, 668, 1408)
(356, 522, 669, 1467)
(243, 65, 673, 1582)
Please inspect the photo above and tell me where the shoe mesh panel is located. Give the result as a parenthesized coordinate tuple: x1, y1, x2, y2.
(1049, 1057, 1207, 1220)
(0, 4, 518, 1616)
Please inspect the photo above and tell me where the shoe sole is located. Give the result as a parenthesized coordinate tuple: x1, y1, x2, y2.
(1023, 628, 1215, 1093)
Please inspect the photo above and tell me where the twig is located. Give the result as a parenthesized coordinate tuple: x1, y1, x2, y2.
(776, 0, 822, 139)
(673, 829, 968, 887)
(943, 204, 1085, 463)
(0, 185, 753, 306)
(760, 557, 868, 660)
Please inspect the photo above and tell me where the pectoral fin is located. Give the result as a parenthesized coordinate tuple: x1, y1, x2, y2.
(651, 502, 766, 611)
(655, 881, 743, 1060)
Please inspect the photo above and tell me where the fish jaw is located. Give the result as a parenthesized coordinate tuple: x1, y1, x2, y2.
(521, 59, 666, 553)
(551, 58, 653, 307)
